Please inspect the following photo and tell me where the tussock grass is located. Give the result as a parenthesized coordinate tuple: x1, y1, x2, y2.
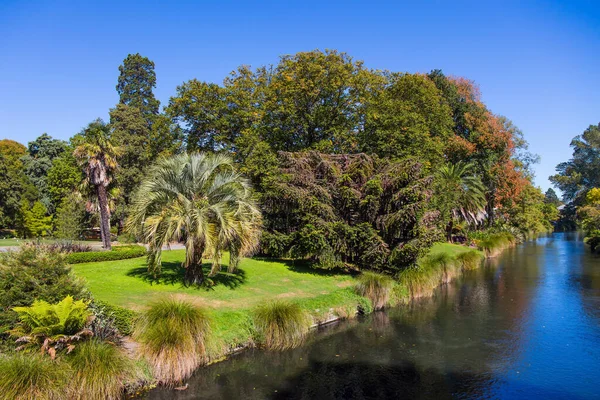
(134, 297, 211, 386)
(398, 263, 444, 299)
(0, 353, 68, 400)
(68, 339, 133, 400)
(476, 232, 516, 257)
(253, 301, 312, 350)
(456, 249, 484, 270)
(355, 271, 395, 310)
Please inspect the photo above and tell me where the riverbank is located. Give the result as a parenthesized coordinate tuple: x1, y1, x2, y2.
(70, 237, 517, 395)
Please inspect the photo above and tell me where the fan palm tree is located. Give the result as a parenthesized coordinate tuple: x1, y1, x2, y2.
(73, 120, 120, 249)
(126, 153, 262, 286)
(436, 161, 487, 241)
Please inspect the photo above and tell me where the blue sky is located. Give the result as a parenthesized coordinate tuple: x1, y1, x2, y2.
(1, 0, 598, 190)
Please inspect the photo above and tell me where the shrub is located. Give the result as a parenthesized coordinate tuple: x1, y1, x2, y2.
(10, 296, 93, 354)
(253, 301, 312, 350)
(585, 230, 600, 253)
(259, 231, 292, 257)
(0, 245, 87, 336)
(0, 353, 69, 400)
(65, 245, 146, 264)
(134, 298, 211, 385)
(355, 271, 394, 310)
(93, 301, 138, 336)
(67, 340, 133, 400)
(38, 240, 92, 254)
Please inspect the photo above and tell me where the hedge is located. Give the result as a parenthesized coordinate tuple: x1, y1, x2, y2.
(94, 300, 138, 335)
(66, 245, 147, 264)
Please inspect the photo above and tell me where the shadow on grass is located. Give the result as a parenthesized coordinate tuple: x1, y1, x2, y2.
(126, 261, 247, 290)
(251, 257, 356, 277)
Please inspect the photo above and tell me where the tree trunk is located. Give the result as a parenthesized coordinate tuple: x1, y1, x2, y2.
(446, 219, 453, 242)
(97, 184, 112, 250)
(184, 238, 205, 286)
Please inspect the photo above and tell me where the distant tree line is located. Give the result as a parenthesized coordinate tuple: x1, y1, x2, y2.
(0, 50, 558, 270)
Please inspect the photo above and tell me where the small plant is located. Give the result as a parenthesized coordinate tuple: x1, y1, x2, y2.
(10, 295, 93, 355)
(67, 340, 133, 400)
(36, 240, 92, 254)
(355, 271, 394, 310)
(253, 300, 312, 350)
(0, 353, 69, 400)
(134, 297, 211, 385)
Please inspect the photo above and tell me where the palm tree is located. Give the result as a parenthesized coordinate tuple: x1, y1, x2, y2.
(126, 153, 262, 286)
(73, 120, 120, 249)
(436, 161, 487, 241)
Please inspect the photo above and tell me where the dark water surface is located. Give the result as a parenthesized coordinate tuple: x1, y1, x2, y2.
(148, 233, 600, 399)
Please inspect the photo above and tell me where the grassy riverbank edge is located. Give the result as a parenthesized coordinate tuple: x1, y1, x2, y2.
(72, 236, 514, 396)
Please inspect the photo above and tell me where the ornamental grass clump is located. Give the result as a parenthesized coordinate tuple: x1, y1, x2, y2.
(456, 249, 484, 270)
(355, 271, 395, 310)
(134, 298, 211, 386)
(398, 263, 444, 299)
(426, 252, 459, 284)
(67, 340, 133, 400)
(476, 232, 516, 257)
(253, 301, 312, 350)
(0, 353, 68, 400)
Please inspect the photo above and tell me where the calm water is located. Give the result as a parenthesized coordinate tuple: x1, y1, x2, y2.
(148, 233, 600, 399)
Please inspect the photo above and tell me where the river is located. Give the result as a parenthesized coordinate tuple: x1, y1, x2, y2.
(147, 232, 600, 399)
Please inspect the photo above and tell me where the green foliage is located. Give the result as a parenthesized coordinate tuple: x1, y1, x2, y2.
(0, 140, 37, 228)
(53, 194, 86, 240)
(117, 53, 160, 116)
(475, 232, 516, 256)
(126, 153, 262, 285)
(134, 298, 211, 385)
(65, 245, 146, 264)
(21, 134, 68, 213)
(253, 300, 312, 350)
(584, 230, 600, 253)
(0, 353, 69, 400)
(46, 151, 83, 208)
(20, 200, 52, 238)
(262, 152, 441, 273)
(117, 232, 137, 244)
(544, 188, 561, 206)
(259, 231, 292, 258)
(67, 340, 133, 400)
(355, 272, 394, 310)
(0, 245, 87, 335)
(93, 300, 138, 336)
(550, 123, 600, 202)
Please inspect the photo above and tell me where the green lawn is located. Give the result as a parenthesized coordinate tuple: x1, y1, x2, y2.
(0, 238, 22, 247)
(72, 251, 355, 311)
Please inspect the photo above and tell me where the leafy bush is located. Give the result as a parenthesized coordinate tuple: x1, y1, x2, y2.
(10, 296, 93, 354)
(93, 301, 138, 336)
(253, 300, 312, 350)
(259, 231, 292, 258)
(134, 298, 211, 385)
(0, 245, 88, 336)
(0, 353, 69, 400)
(355, 271, 394, 310)
(585, 230, 600, 253)
(67, 340, 134, 400)
(65, 245, 146, 264)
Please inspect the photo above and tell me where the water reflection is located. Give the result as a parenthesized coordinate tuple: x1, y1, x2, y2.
(148, 233, 600, 399)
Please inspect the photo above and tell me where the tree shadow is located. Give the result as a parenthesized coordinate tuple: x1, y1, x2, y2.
(252, 256, 357, 277)
(126, 261, 247, 290)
